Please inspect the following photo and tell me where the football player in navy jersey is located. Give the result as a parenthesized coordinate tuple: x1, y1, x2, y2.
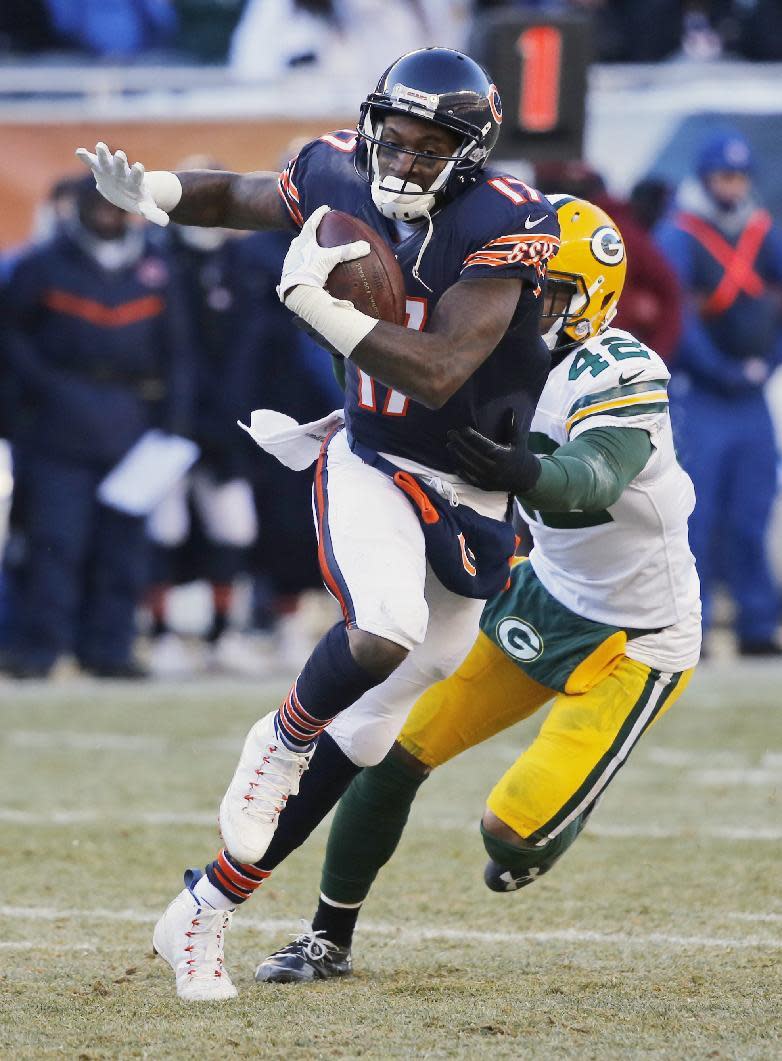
(78, 47, 560, 1001)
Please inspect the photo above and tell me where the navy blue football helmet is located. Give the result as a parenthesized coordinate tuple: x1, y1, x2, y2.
(356, 47, 503, 221)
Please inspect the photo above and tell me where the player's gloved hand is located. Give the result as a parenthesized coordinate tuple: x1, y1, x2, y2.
(75, 142, 181, 227)
(447, 422, 542, 494)
(277, 204, 370, 305)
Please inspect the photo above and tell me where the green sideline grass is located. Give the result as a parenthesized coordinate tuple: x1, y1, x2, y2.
(1, 664, 780, 1059)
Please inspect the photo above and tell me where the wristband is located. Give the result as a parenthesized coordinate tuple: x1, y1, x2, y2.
(285, 285, 378, 358)
(145, 171, 183, 213)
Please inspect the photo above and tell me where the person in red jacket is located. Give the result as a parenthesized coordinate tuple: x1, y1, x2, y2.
(534, 160, 682, 363)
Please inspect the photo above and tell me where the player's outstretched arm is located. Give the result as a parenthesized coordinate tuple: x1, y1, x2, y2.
(76, 142, 289, 230)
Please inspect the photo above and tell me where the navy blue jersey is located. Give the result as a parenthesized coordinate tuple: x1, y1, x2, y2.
(279, 130, 559, 472)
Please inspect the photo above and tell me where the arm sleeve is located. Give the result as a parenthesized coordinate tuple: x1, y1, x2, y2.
(519, 426, 653, 512)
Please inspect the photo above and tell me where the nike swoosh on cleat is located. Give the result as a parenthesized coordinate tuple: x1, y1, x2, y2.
(524, 215, 547, 229)
(618, 370, 646, 385)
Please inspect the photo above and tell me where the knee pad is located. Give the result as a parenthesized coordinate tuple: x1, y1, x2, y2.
(329, 707, 420, 767)
(481, 812, 590, 893)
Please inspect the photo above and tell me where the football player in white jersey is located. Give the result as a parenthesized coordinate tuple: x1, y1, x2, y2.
(252, 195, 702, 983)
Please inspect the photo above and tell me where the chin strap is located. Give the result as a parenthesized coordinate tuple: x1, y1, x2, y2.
(411, 209, 435, 293)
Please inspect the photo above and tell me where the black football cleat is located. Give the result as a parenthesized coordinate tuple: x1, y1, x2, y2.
(484, 858, 540, 893)
(255, 927, 352, 984)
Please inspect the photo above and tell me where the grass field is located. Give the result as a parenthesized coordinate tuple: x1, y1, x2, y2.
(1, 661, 780, 1059)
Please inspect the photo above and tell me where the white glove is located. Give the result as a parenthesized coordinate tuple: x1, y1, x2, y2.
(277, 204, 370, 304)
(75, 142, 182, 227)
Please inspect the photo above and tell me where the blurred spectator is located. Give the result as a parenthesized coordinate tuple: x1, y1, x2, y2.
(174, 0, 246, 63)
(472, 1, 683, 62)
(229, 0, 448, 82)
(28, 175, 81, 245)
(144, 156, 262, 677)
(656, 130, 782, 655)
(0, 0, 57, 54)
(470, 0, 782, 63)
(535, 159, 683, 361)
(629, 177, 675, 234)
(681, 1, 782, 61)
(43, 0, 177, 56)
(0, 175, 83, 660)
(0, 178, 193, 678)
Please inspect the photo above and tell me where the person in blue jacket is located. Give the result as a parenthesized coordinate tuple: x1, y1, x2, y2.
(656, 131, 782, 655)
(1, 176, 193, 678)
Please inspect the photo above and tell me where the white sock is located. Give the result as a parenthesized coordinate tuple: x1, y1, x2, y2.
(192, 873, 236, 912)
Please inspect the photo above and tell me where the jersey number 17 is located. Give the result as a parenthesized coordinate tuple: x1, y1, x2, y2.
(357, 297, 428, 416)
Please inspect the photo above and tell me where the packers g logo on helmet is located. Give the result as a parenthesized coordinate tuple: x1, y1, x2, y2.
(541, 195, 628, 346)
(591, 224, 625, 266)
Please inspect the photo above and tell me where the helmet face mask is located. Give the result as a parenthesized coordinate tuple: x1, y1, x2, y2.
(355, 47, 502, 221)
(542, 195, 627, 349)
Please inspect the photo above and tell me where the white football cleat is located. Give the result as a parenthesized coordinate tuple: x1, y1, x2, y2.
(153, 872, 238, 1001)
(219, 710, 314, 864)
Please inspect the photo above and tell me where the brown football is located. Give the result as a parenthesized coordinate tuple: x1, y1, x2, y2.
(319, 209, 407, 326)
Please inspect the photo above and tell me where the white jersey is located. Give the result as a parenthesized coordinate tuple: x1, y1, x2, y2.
(521, 327, 701, 672)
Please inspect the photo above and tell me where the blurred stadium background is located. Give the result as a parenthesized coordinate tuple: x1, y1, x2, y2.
(1, 2, 781, 1055)
(1, 0, 782, 675)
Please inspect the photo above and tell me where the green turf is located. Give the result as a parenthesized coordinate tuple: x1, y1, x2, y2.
(1, 662, 780, 1059)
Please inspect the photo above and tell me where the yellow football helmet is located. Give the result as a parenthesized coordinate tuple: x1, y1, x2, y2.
(541, 194, 627, 348)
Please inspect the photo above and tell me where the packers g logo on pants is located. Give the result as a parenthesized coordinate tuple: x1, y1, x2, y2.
(496, 617, 543, 661)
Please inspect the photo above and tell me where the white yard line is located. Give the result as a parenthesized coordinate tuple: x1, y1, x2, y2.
(0, 941, 97, 951)
(430, 816, 782, 841)
(692, 768, 782, 787)
(727, 913, 782, 923)
(0, 809, 216, 826)
(1, 807, 780, 841)
(7, 730, 781, 786)
(586, 824, 782, 841)
(0, 905, 779, 951)
(4, 730, 240, 753)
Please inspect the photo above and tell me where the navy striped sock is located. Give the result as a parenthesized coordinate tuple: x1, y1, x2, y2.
(206, 848, 270, 905)
(274, 623, 379, 751)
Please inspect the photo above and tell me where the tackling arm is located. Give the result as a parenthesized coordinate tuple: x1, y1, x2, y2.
(448, 424, 653, 510)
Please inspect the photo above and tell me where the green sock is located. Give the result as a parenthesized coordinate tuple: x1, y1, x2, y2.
(319, 751, 428, 907)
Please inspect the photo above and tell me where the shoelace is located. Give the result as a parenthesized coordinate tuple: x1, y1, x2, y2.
(243, 741, 309, 823)
(286, 922, 339, 963)
(182, 908, 232, 980)
(423, 474, 460, 508)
